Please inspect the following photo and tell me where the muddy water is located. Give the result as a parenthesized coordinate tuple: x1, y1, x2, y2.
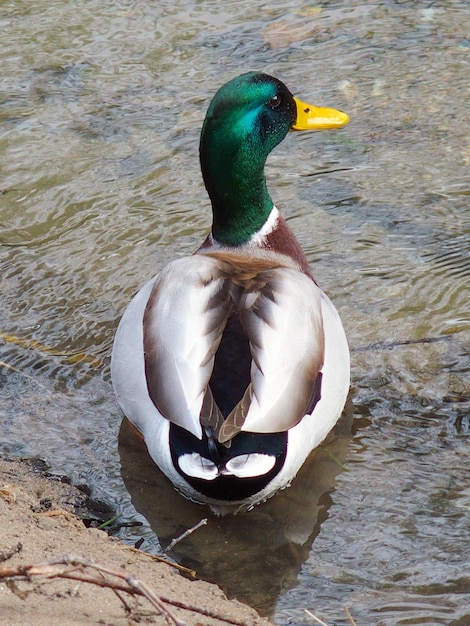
(1, 1, 469, 624)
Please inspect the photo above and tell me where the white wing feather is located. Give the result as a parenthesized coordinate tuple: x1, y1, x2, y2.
(234, 268, 324, 435)
(143, 255, 232, 439)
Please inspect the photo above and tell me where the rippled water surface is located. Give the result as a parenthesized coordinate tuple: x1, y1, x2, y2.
(1, 1, 469, 624)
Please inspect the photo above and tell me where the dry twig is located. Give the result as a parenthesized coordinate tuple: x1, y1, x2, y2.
(0, 361, 50, 392)
(304, 609, 330, 626)
(343, 605, 358, 626)
(165, 518, 208, 552)
(305, 606, 358, 626)
(0, 554, 252, 626)
(128, 547, 196, 578)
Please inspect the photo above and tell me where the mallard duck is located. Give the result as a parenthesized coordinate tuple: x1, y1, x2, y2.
(111, 72, 350, 515)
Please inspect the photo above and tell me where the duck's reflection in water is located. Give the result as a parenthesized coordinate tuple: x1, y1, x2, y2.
(119, 404, 353, 616)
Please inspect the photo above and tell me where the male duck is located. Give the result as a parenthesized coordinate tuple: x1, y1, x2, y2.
(111, 72, 350, 515)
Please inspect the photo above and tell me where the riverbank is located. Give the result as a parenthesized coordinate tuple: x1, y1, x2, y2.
(0, 457, 272, 626)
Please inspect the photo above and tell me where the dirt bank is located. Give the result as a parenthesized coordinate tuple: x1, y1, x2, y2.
(0, 458, 273, 626)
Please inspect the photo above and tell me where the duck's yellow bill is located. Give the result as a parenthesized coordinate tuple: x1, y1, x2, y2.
(292, 97, 349, 131)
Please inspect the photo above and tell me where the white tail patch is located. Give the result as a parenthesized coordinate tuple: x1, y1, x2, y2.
(178, 452, 276, 480)
(224, 454, 276, 478)
(178, 454, 218, 480)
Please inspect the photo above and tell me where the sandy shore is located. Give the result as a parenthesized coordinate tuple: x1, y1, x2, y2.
(0, 457, 273, 626)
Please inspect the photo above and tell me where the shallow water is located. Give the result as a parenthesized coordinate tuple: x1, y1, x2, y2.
(1, 1, 469, 624)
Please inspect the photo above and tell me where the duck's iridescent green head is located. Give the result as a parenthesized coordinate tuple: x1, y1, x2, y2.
(199, 72, 348, 246)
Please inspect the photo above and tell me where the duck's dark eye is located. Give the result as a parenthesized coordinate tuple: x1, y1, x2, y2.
(269, 95, 281, 108)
